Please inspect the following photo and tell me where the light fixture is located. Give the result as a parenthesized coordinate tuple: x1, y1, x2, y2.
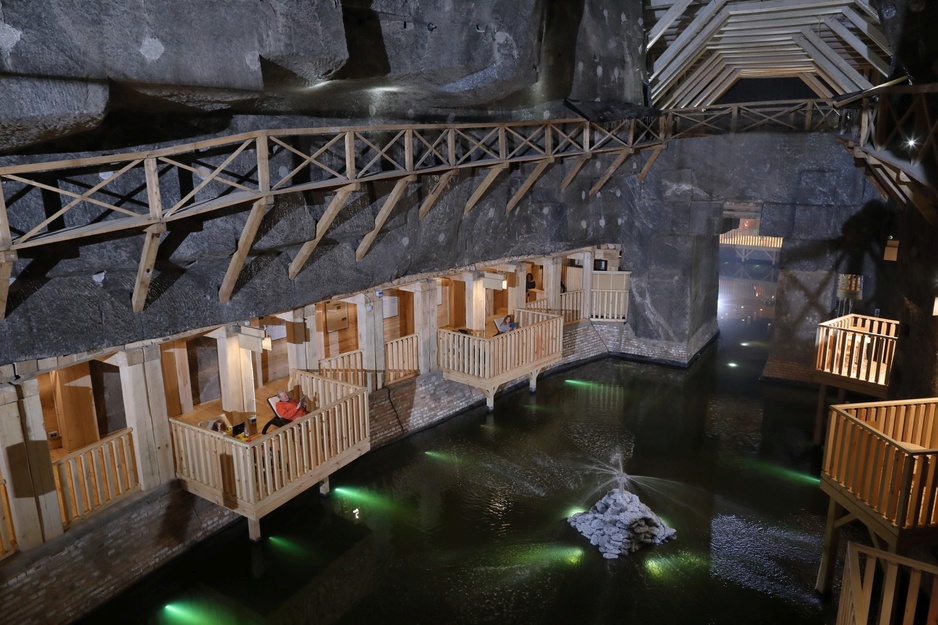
(933, 296, 938, 317)
(907, 137, 918, 148)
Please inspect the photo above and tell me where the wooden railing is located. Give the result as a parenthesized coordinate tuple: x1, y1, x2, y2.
(170, 371, 369, 519)
(824, 399, 938, 531)
(437, 309, 562, 383)
(591, 289, 629, 321)
(816, 314, 899, 387)
(385, 334, 419, 384)
(319, 349, 366, 387)
(0, 476, 15, 561)
(837, 542, 938, 625)
(523, 291, 584, 323)
(52, 428, 139, 528)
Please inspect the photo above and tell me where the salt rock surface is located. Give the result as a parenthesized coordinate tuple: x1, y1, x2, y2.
(568, 489, 676, 559)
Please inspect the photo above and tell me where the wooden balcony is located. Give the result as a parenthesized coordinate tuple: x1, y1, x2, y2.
(837, 542, 938, 625)
(437, 309, 563, 409)
(384, 334, 420, 384)
(51, 428, 140, 528)
(815, 314, 899, 397)
(818, 398, 938, 593)
(525, 291, 584, 323)
(718, 231, 783, 264)
(170, 370, 369, 540)
(591, 289, 629, 321)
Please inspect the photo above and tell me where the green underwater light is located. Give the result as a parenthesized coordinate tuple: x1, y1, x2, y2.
(564, 379, 599, 388)
(267, 535, 307, 557)
(747, 460, 820, 486)
(423, 450, 457, 463)
(564, 506, 587, 519)
(644, 551, 708, 579)
(162, 602, 218, 625)
(333, 486, 404, 515)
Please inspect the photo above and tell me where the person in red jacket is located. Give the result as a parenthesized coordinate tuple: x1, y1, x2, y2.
(263, 390, 309, 433)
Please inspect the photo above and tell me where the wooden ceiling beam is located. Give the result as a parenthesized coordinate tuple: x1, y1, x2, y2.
(823, 15, 889, 76)
(690, 67, 741, 108)
(648, 0, 695, 49)
(794, 33, 861, 93)
(841, 7, 892, 56)
(799, 72, 836, 99)
(662, 52, 726, 109)
(801, 27, 872, 90)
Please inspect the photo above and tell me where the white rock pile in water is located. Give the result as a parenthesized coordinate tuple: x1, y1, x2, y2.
(568, 489, 676, 559)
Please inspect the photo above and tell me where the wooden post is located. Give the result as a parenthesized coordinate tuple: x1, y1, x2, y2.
(19, 379, 64, 540)
(454, 272, 485, 333)
(351, 293, 385, 391)
(401, 279, 438, 374)
(276, 309, 309, 372)
(105, 347, 174, 491)
(816, 498, 842, 595)
(814, 384, 828, 445)
(507, 264, 526, 312)
(543, 256, 563, 312)
(304, 304, 325, 372)
(0, 384, 42, 549)
(210, 325, 258, 419)
(170, 340, 194, 414)
(581, 250, 594, 319)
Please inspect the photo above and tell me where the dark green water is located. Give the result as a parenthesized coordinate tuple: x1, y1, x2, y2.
(77, 286, 837, 624)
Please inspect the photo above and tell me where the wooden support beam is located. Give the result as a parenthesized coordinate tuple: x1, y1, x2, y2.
(639, 147, 666, 182)
(356, 175, 416, 261)
(841, 6, 892, 56)
(0, 187, 13, 321)
(131, 224, 165, 313)
(419, 170, 455, 220)
(800, 28, 872, 91)
(506, 159, 553, 215)
(219, 199, 269, 304)
(288, 183, 359, 279)
(560, 156, 590, 193)
(464, 163, 508, 215)
(648, 0, 695, 49)
(823, 15, 889, 76)
(589, 150, 632, 198)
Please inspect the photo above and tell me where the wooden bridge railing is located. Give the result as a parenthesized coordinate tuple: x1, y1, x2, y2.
(591, 289, 629, 321)
(0, 476, 15, 561)
(385, 334, 419, 384)
(815, 314, 899, 388)
(823, 399, 938, 531)
(437, 309, 563, 383)
(718, 233, 784, 248)
(170, 371, 369, 532)
(51, 428, 139, 528)
(837, 542, 938, 625)
(319, 349, 367, 388)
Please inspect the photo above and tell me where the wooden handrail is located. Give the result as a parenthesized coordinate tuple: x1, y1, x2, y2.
(51, 427, 134, 464)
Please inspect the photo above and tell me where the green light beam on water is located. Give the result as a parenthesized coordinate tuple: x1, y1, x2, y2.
(423, 450, 457, 463)
(268, 535, 308, 557)
(564, 506, 587, 519)
(507, 544, 585, 567)
(747, 460, 821, 486)
(333, 486, 406, 515)
(163, 602, 227, 625)
(644, 551, 708, 579)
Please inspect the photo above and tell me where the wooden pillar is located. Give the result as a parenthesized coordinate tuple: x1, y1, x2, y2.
(350, 293, 386, 391)
(507, 264, 526, 312)
(581, 250, 594, 319)
(105, 347, 174, 490)
(543, 256, 563, 311)
(211, 325, 259, 419)
(276, 309, 309, 373)
(816, 498, 842, 595)
(0, 382, 63, 548)
(168, 339, 193, 414)
(401, 279, 438, 374)
(304, 304, 325, 371)
(451, 272, 485, 332)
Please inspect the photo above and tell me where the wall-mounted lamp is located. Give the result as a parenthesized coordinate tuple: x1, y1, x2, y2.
(933, 296, 938, 317)
(262, 336, 273, 351)
(884, 238, 899, 261)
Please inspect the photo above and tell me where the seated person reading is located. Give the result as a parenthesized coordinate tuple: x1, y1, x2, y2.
(263, 390, 309, 434)
(497, 314, 516, 333)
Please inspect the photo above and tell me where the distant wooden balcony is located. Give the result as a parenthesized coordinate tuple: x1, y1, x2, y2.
(437, 309, 563, 409)
(384, 334, 420, 384)
(817, 397, 938, 596)
(719, 231, 783, 264)
(837, 542, 938, 625)
(525, 291, 584, 323)
(170, 371, 369, 540)
(815, 314, 898, 396)
(52, 428, 139, 528)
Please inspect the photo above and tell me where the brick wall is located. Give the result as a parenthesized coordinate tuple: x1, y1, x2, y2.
(0, 318, 715, 624)
(0, 484, 239, 625)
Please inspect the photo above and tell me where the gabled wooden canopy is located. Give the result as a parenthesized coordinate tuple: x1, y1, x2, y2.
(646, 0, 892, 108)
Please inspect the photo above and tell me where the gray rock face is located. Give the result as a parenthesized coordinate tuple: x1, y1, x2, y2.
(568, 489, 676, 558)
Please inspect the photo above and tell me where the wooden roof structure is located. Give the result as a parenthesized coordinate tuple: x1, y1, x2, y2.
(646, 0, 892, 108)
